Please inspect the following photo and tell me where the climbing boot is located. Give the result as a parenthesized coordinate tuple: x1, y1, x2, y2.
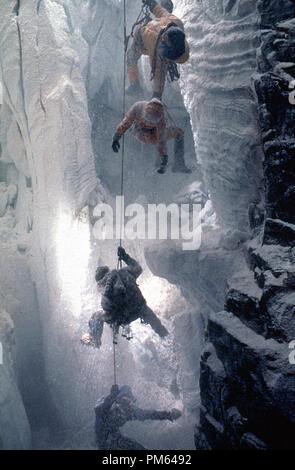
(172, 135, 192, 173)
(126, 80, 143, 96)
(157, 155, 168, 174)
(160, 0, 174, 13)
(80, 333, 100, 348)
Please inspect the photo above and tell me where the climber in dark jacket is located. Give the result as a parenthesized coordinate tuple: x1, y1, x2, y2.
(80, 247, 168, 348)
(95, 384, 181, 450)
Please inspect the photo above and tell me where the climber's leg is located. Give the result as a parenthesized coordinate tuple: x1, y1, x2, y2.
(126, 29, 143, 96)
(151, 56, 168, 100)
(157, 154, 169, 174)
(140, 305, 168, 338)
(81, 310, 105, 348)
(171, 131, 191, 174)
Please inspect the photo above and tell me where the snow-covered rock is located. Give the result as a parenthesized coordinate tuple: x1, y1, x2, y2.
(0, 310, 31, 450)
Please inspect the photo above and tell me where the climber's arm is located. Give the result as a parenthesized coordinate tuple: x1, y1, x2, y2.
(103, 270, 118, 297)
(118, 247, 143, 279)
(115, 104, 138, 137)
(133, 407, 181, 421)
(95, 385, 119, 414)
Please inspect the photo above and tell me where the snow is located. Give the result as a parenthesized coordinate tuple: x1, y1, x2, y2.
(0, 310, 31, 450)
(0, 0, 199, 449)
(0, 0, 292, 451)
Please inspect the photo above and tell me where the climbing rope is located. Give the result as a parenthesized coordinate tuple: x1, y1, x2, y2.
(150, 21, 181, 83)
(111, 0, 129, 386)
(118, 3, 151, 250)
(113, 326, 118, 385)
(119, 0, 128, 252)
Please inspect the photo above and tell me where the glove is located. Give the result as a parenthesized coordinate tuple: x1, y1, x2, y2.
(118, 246, 127, 261)
(112, 135, 121, 153)
(142, 0, 157, 12)
(110, 384, 119, 396)
(170, 408, 182, 421)
(161, 0, 173, 13)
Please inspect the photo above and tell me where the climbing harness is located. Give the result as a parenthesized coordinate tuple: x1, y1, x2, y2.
(167, 61, 180, 82)
(125, 4, 151, 52)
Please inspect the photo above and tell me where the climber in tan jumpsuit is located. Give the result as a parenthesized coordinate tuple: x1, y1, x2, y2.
(126, 0, 190, 99)
(112, 98, 191, 174)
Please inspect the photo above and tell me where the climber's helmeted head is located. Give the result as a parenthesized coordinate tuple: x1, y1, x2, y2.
(95, 266, 110, 284)
(144, 98, 164, 123)
(160, 26, 186, 61)
(160, 0, 174, 13)
(109, 385, 136, 425)
(117, 385, 136, 405)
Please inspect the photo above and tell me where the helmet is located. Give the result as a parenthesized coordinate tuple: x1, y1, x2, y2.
(161, 26, 185, 60)
(95, 266, 109, 282)
(144, 99, 164, 122)
(161, 0, 173, 13)
(117, 385, 136, 404)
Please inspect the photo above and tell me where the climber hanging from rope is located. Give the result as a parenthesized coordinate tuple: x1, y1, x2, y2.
(80, 246, 168, 348)
(112, 98, 192, 174)
(126, 0, 190, 99)
(95, 384, 182, 450)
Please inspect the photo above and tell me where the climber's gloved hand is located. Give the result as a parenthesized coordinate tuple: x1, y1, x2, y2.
(110, 384, 119, 396)
(161, 0, 174, 13)
(170, 408, 182, 421)
(118, 246, 127, 261)
(112, 134, 121, 153)
(142, 0, 157, 12)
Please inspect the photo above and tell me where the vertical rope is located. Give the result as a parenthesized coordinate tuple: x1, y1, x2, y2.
(119, 0, 127, 250)
(112, 0, 128, 387)
(113, 330, 117, 385)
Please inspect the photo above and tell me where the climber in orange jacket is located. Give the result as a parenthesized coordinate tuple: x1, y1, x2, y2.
(126, 0, 190, 99)
(112, 98, 191, 174)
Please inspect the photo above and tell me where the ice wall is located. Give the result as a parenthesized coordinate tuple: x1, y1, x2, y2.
(146, 0, 295, 450)
(0, 0, 199, 450)
(0, 310, 31, 449)
(1, 0, 293, 451)
(0, 0, 102, 448)
(166, 0, 295, 449)
(176, 0, 264, 235)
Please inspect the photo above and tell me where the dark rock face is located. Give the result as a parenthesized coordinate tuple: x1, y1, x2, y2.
(196, 0, 295, 450)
